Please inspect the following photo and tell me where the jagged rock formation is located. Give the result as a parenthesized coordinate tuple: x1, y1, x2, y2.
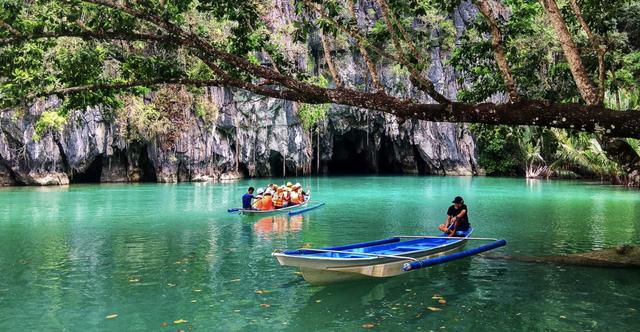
(0, 1, 480, 186)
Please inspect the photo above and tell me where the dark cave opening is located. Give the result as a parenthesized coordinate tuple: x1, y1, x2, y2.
(413, 146, 430, 175)
(377, 136, 404, 174)
(269, 150, 285, 177)
(138, 146, 157, 182)
(326, 130, 375, 174)
(71, 155, 103, 183)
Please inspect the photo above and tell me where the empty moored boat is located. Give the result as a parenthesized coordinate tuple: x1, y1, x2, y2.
(272, 228, 507, 285)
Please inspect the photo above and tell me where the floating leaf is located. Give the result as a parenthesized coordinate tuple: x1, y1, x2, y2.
(174, 319, 188, 324)
(427, 307, 442, 312)
(438, 299, 447, 305)
(230, 279, 241, 282)
(255, 289, 271, 294)
(362, 323, 375, 329)
(560, 316, 567, 319)
(260, 304, 271, 308)
(315, 300, 322, 303)
(105, 314, 118, 319)
(194, 289, 202, 292)
(191, 300, 198, 303)
(128, 278, 139, 283)
(167, 283, 176, 287)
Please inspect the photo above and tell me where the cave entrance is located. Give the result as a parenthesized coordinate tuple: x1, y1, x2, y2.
(377, 137, 404, 174)
(326, 130, 375, 174)
(71, 155, 103, 183)
(138, 146, 157, 182)
(269, 151, 285, 177)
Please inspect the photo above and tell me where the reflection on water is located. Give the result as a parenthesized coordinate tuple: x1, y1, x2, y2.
(253, 215, 306, 240)
(0, 177, 639, 330)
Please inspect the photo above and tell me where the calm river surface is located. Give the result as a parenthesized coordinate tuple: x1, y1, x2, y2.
(1, 176, 639, 331)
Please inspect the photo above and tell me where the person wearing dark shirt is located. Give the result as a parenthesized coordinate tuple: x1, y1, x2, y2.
(242, 187, 255, 209)
(440, 196, 470, 237)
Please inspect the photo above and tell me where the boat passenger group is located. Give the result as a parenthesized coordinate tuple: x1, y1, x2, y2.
(241, 182, 308, 211)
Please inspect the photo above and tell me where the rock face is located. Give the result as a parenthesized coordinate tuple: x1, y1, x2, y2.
(0, 1, 480, 186)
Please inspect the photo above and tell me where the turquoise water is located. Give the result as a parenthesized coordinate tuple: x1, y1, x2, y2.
(1, 176, 639, 331)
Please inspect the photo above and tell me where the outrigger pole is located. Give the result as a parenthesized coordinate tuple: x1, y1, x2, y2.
(402, 239, 507, 271)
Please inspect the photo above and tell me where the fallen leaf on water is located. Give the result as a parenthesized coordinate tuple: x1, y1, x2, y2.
(260, 304, 271, 308)
(191, 300, 197, 303)
(427, 307, 442, 312)
(193, 289, 202, 292)
(255, 289, 271, 294)
(128, 278, 139, 283)
(234, 309, 241, 313)
(438, 299, 447, 305)
(230, 278, 241, 282)
(362, 323, 375, 329)
(105, 314, 118, 319)
(559, 316, 567, 319)
(167, 283, 176, 287)
(161, 321, 168, 327)
(174, 319, 188, 324)
(315, 300, 322, 303)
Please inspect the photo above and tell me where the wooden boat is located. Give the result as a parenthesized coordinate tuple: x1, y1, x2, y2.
(228, 196, 323, 216)
(272, 228, 507, 285)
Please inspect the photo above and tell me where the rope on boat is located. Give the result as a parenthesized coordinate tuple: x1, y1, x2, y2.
(402, 239, 507, 271)
(287, 202, 326, 216)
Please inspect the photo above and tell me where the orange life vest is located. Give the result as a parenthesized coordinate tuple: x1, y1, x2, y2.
(253, 197, 263, 210)
(260, 194, 274, 210)
(290, 191, 300, 204)
(273, 194, 285, 208)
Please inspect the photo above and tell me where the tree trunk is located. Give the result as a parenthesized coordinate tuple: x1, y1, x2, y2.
(540, 0, 600, 105)
(477, 0, 520, 102)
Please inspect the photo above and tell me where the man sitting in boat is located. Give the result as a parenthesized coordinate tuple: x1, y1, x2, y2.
(439, 196, 470, 237)
(242, 187, 255, 210)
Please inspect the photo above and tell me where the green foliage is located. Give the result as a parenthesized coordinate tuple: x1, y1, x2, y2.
(193, 95, 219, 125)
(469, 124, 523, 175)
(33, 110, 66, 140)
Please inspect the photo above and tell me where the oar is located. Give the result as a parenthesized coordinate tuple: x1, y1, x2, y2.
(402, 239, 507, 271)
(393, 235, 499, 241)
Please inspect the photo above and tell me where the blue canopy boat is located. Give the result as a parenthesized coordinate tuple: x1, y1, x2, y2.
(272, 228, 506, 285)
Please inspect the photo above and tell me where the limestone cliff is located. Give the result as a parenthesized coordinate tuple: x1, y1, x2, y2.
(0, 1, 480, 186)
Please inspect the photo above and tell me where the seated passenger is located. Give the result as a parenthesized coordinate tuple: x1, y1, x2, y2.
(273, 186, 287, 209)
(290, 184, 301, 205)
(439, 196, 470, 237)
(252, 188, 265, 209)
(260, 191, 274, 211)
